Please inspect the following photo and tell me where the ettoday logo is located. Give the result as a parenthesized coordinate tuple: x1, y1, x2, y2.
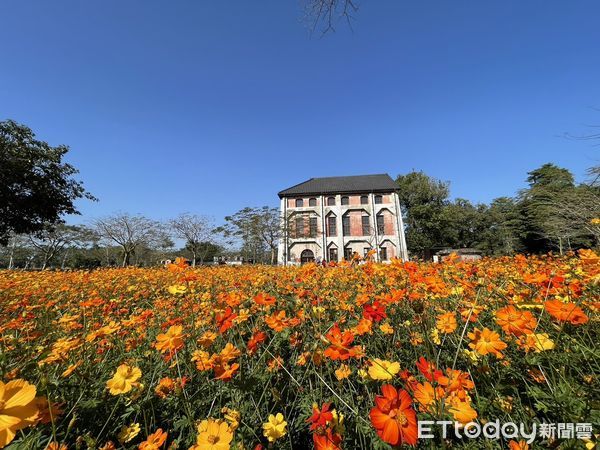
(417, 420, 594, 444)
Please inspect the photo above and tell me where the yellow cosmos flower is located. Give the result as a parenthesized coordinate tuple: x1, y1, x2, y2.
(367, 358, 401, 381)
(0, 379, 39, 448)
(193, 419, 233, 450)
(168, 284, 187, 295)
(106, 364, 142, 395)
(221, 407, 240, 431)
(379, 322, 394, 334)
(117, 422, 141, 443)
(262, 413, 287, 442)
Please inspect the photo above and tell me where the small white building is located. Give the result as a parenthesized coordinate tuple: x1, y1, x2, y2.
(277, 174, 408, 265)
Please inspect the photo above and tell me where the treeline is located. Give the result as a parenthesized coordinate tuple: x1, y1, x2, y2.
(397, 163, 600, 258)
(0, 207, 283, 269)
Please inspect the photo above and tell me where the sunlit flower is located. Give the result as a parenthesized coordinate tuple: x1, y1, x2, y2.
(334, 364, 352, 381)
(0, 379, 39, 448)
(138, 428, 167, 450)
(367, 358, 401, 381)
(467, 327, 507, 359)
(369, 385, 418, 446)
(193, 419, 233, 450)
(262, 413, 287, 442)
(106, 364, 142, 395)
(544, 299, 589, 325)
(118, 423, 141, 444)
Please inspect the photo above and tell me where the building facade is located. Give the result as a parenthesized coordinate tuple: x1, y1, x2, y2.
(277, 174, 408, 265)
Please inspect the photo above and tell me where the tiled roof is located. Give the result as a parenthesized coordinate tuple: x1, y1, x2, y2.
(278, 174, 397, 198)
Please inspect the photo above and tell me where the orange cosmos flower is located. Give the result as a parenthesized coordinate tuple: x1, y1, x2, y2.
(369, 385, 418, 447)
(544, 299, 589, 325)
(254, 292, 276, 306)
(495, 305, 536, 336)
(265, 310, 289, 332)
(467, 327, 507, 359)
(436, 368, 475, 393)
(154, 325, 184, 355)
(436, 312, 457, 334)
(508, 440, 530, 450)
(214, 362, 240, 381)
(415, 357, 442, 382)
(247, 331, 267, 355)
(448, 400, 478, 424)
(215, 307, 238, 334)
(138, 428, 167, 450)
(313, 429, 342, 450)
(413, 382, 442, 412)
(307, 402, 333, 431)
(323, 324, 362, 361)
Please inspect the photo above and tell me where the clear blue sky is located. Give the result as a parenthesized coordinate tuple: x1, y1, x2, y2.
(2, 0, 599, 225)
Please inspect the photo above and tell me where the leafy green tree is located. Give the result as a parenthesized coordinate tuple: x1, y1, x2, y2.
(0, 120, 95, 245)
(477, 197, 522, 255)
(518, 163, 576, 253)
(395, 171, 451, 257)
(219, 206, 281, 264)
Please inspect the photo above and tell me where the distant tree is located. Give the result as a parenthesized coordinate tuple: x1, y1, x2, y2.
(478, 197, 522, 255)
(0, 120, 95, 245)
(28, 224, 84, 269)
(518, 163, 576, 253)
(395, 171, 451, 257)
(169, 213, 216, 266)
(220, 206, 281, 264)
(93, 214, 168, 266)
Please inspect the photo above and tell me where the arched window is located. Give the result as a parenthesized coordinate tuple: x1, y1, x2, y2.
(360, 195, 368, 205)
(327, 196, 336, 206)
(309, 198, 317, 207)
(295, 198, 304, 207)
(374, 195, 383, 204)
(341, 196, 349, 205)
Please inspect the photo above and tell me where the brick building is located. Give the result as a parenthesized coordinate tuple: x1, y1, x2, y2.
(277, 174, 408, 265)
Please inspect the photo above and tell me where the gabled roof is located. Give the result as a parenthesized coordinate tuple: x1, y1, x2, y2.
(278, 174, 397, 198)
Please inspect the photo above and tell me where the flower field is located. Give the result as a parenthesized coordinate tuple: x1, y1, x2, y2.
(0, 252, 598, 449)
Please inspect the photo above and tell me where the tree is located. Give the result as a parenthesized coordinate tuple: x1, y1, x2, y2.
(0, 120, 95, 245)
(169, 213, 216, 266)
(93, 214, 168, 266)
(305, 0, 358, 33)
(395, 171, 451, 257)
(478, 197, 522, 255)
(220, 206, 282, 264)
(28, 224, 84, 269)
(518, 163, 576, 253)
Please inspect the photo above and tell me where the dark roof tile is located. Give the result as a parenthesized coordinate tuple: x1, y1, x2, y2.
(278, 174, 397, 197)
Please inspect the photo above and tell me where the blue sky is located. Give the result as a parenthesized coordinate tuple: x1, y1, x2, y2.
(2, 0, 599, 225)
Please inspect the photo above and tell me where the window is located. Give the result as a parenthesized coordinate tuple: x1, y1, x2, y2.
(295, 198, 304, 207)
(309, 217, 318, 237)
(361, 215, 370, 235)
(341, 196, 349, 206)
(380, 247, 388, 261)
(363, 247, 371, 257)
(342, 216, 350, 236)
(374, 195, 383, 204)
(360, 195, 368, 205)
(309, 198, 317, 207)
(327, 196, 335, 206)
(344, 248, 353, 261)
(327, 216, 337, 237)
(377, 215, 385, 235)
(328, 247, 338, 262)
(295, 216, 304, 238)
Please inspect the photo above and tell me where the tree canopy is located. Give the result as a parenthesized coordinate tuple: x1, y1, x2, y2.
(0, 120, 94, 245)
